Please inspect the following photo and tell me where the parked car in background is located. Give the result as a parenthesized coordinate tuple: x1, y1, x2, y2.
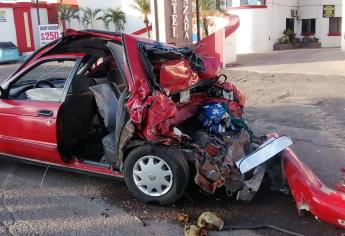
(0, 42, 19, 64)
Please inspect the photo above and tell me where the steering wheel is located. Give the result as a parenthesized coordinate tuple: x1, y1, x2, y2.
(33, 80, 55, 88)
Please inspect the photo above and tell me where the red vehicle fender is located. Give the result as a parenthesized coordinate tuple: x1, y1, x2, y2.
(282, 148, 345, 229)
(160, 59, 200, 94)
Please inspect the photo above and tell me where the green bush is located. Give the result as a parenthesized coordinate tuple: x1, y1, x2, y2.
(283, 29, 296, 42)
(278, 36, 290, 44)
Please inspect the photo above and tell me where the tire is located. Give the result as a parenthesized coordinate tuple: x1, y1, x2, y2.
(123, 145, 189, 205)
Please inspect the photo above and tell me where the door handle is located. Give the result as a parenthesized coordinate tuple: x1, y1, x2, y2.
(37, 110, 53, 117)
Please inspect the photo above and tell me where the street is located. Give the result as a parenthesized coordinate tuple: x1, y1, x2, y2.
(1, 49, 345, 236)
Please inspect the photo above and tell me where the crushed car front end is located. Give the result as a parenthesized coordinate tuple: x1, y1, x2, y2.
(117, 33, 345, 229)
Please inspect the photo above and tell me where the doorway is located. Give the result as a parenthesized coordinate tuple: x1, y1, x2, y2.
(286, 18, 295, 32)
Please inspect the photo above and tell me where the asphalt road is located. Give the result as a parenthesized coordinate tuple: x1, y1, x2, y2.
(1, 62, 345, 236)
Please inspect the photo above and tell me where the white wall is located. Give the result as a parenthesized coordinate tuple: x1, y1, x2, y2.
(342, 0, 345, 50)
(31, 8, 49, 50)
(229, 8, 268, 53)
(299, 0, 342, 47)
(224, 31, 237, 65)
(229, 0, 342, 53)
(0, 8, 18, 45)
(228, 0, 297, 53)
(210, 16, 238, 65)
(68, 0, 146, 34)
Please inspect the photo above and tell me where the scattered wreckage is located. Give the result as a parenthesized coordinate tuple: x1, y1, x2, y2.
(179, 211, 304, 236)
(0, 30, 344, 230)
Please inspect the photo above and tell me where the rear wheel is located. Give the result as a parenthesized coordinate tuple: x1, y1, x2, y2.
(123, 145, 189, 205)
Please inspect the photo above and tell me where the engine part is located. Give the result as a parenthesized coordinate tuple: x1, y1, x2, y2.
(236, 165, 266, 201)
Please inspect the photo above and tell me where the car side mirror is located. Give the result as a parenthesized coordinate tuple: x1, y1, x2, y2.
(0, 86, 4, 98)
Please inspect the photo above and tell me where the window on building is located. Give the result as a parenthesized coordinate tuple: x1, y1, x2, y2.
(302, 19, 316, 36)
(329, 17, 342, 35)
(286, 18, 294, 32)
(226, 0, 233, 7)
(224, 0, 266, 8)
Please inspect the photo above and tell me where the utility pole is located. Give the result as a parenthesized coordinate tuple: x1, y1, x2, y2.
(36, 0, 41, 25)
(154, 0, 159, 41)
(196, 0, 201, 42)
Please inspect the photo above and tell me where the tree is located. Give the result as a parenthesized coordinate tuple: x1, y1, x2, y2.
(81, 7, 102, 30)
(102, 7, 127, 32)
(131, 0, 151, 38)
(199, 0, 217, 37)
(57, 4, 79, 31)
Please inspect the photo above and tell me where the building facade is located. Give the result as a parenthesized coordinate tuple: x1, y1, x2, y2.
(0, 0, 343, 54)
(0, 0, 146, 54)
(223, 0, 343, 53)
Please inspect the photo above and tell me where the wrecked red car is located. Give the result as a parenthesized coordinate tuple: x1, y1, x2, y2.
(0, 30, 344, 229)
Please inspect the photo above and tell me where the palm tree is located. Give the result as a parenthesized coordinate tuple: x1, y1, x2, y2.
(57, 4, 79, 31)
(199, 0, 217, 37)
(81, 7, 102, 30)
(131, 0, 151, 38)
(102, 7, 127, 32)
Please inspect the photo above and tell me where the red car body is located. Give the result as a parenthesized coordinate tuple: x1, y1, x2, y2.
(0, 30, 344, 230)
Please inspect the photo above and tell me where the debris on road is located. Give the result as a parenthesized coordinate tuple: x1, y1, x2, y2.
(180, 212, 222, 236)
(134, 216, 147, 227)
(179, 212, 304, 236)
(197, 212, 224, 231)
(176, 213, 189, 224)
(100, 212, 109, 218)
(184, 224, 208, 236)
(222, 224, 304, 236)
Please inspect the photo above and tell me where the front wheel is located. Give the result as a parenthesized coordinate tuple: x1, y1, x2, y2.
(123, 145, 189, 205)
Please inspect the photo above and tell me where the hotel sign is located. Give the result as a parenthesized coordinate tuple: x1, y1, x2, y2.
(166, 0, 193, 46)
(323, 5, 335, 18)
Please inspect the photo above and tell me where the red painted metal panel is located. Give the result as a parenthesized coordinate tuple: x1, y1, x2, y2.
(328, 32, 341, 36)
(160, 59, 200, 94)
(121, 34, 151, 94)
(13, 7, 35, 53)
(131, 25, 153, 36)
(196, 28, 225, 68)
(283, 148, 345, 229)
(0, 2, 47, 8)
(47, 5, 59, 24)
(195, 13, 240, 68)
(263, 133, 345, 229)
(3, 153, 124, 178)
(0, 99, 62, 163)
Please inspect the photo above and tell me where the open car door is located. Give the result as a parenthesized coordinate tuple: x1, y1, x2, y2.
(0, 55, 82, 164)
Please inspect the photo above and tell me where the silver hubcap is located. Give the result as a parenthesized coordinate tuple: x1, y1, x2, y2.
(133, 155, 173, 197)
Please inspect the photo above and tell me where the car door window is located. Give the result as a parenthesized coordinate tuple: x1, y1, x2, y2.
(9, 59, 77, 102)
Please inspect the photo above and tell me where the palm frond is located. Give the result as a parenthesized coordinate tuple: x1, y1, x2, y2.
(81, 7, 102, 29)
(103, 7, 127, 32)
(131, 0, 151, 16)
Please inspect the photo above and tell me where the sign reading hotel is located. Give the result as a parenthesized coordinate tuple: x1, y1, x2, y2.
(323, 5, 335, 18)
(166, 0, 193, 46)
(39, 24, 60, 47)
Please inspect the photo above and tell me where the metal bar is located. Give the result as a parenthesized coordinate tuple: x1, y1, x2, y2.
(36, 0, 41, 25)
(154, 0, 160, 41)
(196, 0, 201, 41)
